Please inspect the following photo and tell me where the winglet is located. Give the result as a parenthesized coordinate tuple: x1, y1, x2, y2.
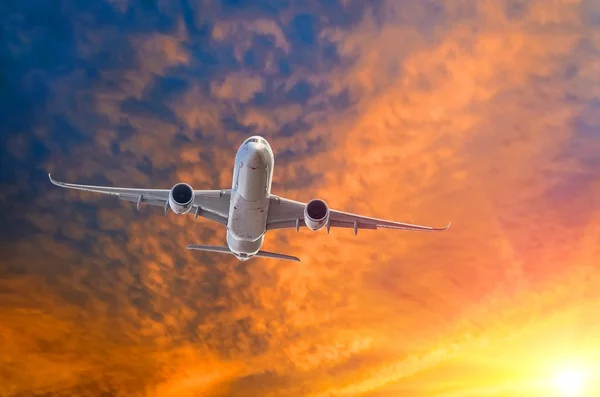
(434, 221, 451, 231)
(48, 173, 62, 187)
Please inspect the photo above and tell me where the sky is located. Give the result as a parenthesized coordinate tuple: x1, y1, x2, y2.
(1, 0, 600, 396)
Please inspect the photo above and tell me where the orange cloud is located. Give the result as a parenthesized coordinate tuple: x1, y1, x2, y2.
(2, 0, 600, 396)
(210, 72, 265, 103)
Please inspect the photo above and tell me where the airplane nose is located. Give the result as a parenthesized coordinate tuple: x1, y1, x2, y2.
(245, 142, 268, 168)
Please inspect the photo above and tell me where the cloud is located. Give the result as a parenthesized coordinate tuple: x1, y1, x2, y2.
(1, 0, 600, 396)
(212, 18, 290, 54)
(211, 72, 265, 103)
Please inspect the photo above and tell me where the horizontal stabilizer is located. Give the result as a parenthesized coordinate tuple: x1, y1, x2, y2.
(186, 245, 233, 254)
(252, 250, 300, 262)
(186, 245, 300, 262)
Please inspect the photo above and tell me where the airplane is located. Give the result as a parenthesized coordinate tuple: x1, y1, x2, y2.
(48, 135, 450, 262)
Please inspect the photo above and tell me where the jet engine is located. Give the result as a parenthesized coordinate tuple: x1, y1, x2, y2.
(169, 183, 195, 214)
(304, 199, 330, 231)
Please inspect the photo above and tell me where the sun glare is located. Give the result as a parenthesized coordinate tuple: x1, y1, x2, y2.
(554, 368, 587, 396)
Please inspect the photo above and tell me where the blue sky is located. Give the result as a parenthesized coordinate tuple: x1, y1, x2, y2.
(1, 1, 599, 396)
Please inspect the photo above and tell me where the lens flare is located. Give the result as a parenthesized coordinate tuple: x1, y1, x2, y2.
(554, 368, 586, 396)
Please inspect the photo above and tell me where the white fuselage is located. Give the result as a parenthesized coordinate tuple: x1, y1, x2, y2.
(226, 136, 274, 260)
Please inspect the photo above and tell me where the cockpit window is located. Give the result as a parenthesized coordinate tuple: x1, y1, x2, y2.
(245, 137, 267, 145)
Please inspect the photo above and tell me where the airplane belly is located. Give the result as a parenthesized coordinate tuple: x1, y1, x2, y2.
(228, 195, 268, 241)
(238, 163, 268, 202)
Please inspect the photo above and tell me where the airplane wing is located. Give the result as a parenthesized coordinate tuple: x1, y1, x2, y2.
(266, 195, 450, 234)
(48, 174, 230, 225)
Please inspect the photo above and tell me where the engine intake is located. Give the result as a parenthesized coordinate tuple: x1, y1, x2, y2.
(169, 183, 195, 214)
(304, 199, 330, 231)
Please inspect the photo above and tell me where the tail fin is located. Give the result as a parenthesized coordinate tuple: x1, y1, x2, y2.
(186, 245, 300, 262)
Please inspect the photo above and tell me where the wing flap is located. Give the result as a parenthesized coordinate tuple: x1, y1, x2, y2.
(119, 195, 163, 205)
(330, 220, 377, 230)
(266, 219, 305, 231)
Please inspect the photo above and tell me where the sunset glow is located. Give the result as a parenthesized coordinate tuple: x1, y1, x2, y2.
(555, 368, 586, 396)
(1, 0, 600, 396)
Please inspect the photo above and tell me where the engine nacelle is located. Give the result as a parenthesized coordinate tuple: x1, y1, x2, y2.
(168, 183, 195, 214)
(304, 199, 330, 231)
